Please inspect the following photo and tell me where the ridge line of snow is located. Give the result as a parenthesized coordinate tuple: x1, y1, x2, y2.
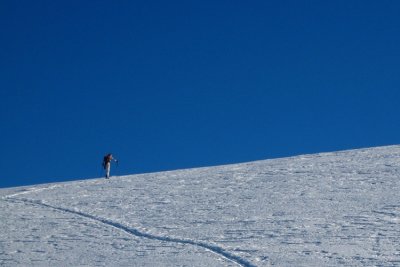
(5, 196, 256, 267)
(1, 178, 103, 199)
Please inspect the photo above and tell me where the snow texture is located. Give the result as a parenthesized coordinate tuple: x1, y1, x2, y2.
(1, 145, 400, 266)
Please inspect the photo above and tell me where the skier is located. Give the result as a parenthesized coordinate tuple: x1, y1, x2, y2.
(102, 153, 118, 179)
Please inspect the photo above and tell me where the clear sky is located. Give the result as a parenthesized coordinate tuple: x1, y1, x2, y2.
(1, 1, 400, 188)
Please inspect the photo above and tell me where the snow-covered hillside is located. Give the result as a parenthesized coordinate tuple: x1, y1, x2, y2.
(1, 146, 400, 266)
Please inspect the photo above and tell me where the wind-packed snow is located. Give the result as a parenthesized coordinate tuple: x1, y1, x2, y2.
(1, 146, 400, 266)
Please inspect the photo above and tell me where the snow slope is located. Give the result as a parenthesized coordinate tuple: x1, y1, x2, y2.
(1, 146, 400, 266)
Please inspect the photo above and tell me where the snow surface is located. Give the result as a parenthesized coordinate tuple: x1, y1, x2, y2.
(1, 145, 400, 266)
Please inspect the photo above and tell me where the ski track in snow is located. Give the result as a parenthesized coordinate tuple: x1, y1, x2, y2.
(4, 196, 254, 267)
(3, 184, 60, 198)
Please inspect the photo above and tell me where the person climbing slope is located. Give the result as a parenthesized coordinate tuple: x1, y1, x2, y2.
(102, 153, 118, 179)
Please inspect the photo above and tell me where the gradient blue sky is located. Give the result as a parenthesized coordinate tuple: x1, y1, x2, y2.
(1, 1, 400, 188)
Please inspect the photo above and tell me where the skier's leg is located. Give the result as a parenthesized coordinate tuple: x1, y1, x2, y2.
(106, 162, 111, 178)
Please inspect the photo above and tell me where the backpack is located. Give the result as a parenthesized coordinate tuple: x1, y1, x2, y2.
(102, 154, 111, 169)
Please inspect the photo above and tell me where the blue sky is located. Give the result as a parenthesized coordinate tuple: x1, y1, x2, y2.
(1, 1, 400, 188)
